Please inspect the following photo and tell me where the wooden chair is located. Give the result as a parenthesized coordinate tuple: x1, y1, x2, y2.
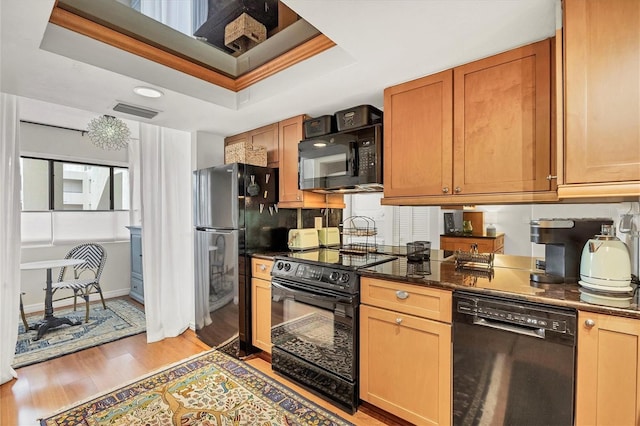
(51, 243, 107, 323)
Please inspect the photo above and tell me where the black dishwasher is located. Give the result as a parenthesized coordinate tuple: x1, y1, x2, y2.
(452, 291, 577, 426)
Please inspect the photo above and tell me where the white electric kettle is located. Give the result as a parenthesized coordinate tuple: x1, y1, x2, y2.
(579, 224, 632, 291)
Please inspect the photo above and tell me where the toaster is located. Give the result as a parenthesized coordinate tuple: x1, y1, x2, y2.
(318, 227, 340, 247)
(288, 228, 319, 250)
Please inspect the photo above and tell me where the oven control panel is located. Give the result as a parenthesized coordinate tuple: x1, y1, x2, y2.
(272, 260, 358, 293)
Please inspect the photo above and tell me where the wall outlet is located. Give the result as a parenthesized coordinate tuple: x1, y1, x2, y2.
(314, 217, 323, 229)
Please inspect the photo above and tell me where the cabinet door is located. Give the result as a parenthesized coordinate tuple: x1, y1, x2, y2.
(249, 123, 279, 168)
(130, 231, 143, 279)
(383, 70, 453, 198)
(453, 39, 552, 195)
(576, 311, 640, 425)
(360, 305, 451, 425)
(564, 0, 640, 185)
(251, 277, 272, 353)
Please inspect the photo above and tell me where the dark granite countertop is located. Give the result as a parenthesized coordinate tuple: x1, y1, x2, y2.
(359, 250, 640, 319)
(253, 248, 640, 319)
(251, 252, 282, 261)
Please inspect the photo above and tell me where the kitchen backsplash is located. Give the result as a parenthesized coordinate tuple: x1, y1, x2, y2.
(301, 208, 342, 228)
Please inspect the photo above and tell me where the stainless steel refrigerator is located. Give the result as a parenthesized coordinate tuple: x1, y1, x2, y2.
(193, 163, 296, 357)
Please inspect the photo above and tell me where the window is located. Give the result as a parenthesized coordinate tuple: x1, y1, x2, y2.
(20, 157, 129, 211)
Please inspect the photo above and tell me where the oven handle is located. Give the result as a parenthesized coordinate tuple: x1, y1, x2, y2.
(271, 280, 355, 305)
(473, 317, 545, 339)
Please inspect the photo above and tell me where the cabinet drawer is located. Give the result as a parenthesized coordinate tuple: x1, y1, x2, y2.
(361, 277, 452, 323)
(251, 258, 273, 280)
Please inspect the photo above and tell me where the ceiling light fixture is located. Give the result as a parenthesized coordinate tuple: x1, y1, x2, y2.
(86, 115, 131, 151)
(133, 86, 164, 98)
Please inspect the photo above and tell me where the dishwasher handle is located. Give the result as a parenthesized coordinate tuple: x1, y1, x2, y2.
(473, 316, 546, 339)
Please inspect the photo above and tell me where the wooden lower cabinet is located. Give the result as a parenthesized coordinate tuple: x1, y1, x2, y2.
(251, 258, 273, 353)
(360, 278, 452, 425)
(575, 311, 640, 425)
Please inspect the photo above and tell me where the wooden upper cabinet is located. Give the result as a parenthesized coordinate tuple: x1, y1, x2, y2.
(249, 123, 279, 168)
(383, 70, 453, 198)
(277, 115, 344, 209)
(224, 123, 279, 168)
(382, 39, 557, 205)
(562, 0, 640, 196)
(453, 39, 553, 195)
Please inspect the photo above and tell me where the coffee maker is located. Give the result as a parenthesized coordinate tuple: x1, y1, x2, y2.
(530, 218, 613, 283)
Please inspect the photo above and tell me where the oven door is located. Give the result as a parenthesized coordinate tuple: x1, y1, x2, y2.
(298, 133, 357, 190)
(270, 277, 359, 412)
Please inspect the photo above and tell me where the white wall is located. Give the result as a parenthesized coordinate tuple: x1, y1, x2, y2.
(20, 121, 129, 166)
(194, 130, 224, 170)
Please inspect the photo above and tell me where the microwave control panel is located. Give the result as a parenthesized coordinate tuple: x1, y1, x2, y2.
(358, 139, 377, 176)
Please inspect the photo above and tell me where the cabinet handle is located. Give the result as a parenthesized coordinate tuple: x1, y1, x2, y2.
(585, 319, 596, 328)
(546, 175, 558, 181)
(259, 264, 267, 271)
(442, 187, 449, 194)
(454, 186, 462, 194)
(395, 318, 403, 325)
(395, 290, 409, 300)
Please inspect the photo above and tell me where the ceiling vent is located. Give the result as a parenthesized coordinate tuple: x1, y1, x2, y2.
(113, 102, 159, 119)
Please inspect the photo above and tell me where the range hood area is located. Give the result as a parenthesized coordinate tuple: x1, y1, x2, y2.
(309, 183, 384, 194)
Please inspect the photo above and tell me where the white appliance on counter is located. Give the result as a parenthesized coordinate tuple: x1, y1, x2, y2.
(579, 224, 633, 292)
(287, 228, 319, 250)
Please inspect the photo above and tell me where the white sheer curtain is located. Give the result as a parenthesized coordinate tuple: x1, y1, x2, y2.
(138, 123, 193, 342)
(0, 94, 21, 384)
(128, 137, 142, 226)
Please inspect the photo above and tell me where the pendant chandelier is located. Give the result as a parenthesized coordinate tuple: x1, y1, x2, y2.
(86, 115, 131, 150)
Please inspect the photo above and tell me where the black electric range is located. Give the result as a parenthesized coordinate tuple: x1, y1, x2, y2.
(270, 247, 396, 413)
(272, 248, 397, 294)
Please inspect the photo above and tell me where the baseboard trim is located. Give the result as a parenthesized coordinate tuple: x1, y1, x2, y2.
(23, 288, 131, 314)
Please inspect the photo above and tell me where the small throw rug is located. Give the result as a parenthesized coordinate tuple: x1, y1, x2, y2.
(14, 299, 146, 369)
(40, 349, 353, 426)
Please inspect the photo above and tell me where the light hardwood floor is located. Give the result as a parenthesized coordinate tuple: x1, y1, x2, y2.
(1, 313, 391, 425)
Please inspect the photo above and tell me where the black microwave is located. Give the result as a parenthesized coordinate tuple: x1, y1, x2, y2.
(298, 124, 383, 193)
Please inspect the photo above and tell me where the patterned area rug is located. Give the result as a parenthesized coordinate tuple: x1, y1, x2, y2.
(40, 349, 353, 426)
(14, 299, 146, 369)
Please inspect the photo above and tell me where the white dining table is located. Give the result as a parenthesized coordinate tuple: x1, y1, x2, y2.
(20, 258, 86, 340)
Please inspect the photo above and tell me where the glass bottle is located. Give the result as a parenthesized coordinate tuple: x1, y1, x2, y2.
(463, 220, 473, 235)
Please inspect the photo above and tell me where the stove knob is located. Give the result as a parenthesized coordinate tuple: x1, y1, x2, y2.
(283, 263, 291, 272)
(329, 271, 340, 281)
(276, 261, 284, 270)
(340, 273, 350, 282)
